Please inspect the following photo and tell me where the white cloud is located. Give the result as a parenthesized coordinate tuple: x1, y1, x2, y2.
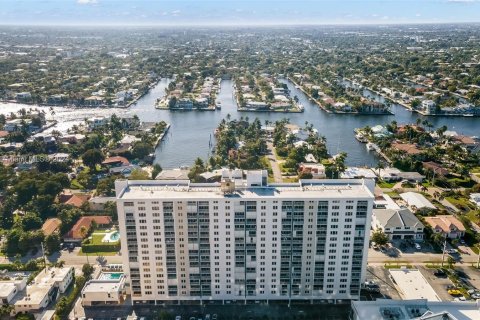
(77, 0, 98, 5)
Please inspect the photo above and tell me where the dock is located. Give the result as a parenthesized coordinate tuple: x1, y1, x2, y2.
(154, 123, 171, 148)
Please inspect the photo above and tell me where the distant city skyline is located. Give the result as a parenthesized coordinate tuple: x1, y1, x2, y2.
(1, 0, 480, 26)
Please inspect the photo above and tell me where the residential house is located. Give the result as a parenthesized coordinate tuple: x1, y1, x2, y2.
(372, 208, 424, 241)
(298, 163, 326, 179)
(41, 218, 61, 237)
(400, 192, 436, 211)
(470, 193, 480, 207)
(64, 216, 112, 242)
(424, 215, 466, 239)
(422, 162, 449, 177)
(421, 100, 436, 114)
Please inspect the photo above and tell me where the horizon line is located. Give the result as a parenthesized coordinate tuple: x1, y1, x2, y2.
(1, 21, 480, 28)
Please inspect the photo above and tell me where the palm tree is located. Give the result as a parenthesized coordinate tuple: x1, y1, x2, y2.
(375, 161, 385, 178)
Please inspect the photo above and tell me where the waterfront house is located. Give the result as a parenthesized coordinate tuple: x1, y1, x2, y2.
(372, 208, 424, 241)
(87, 117, 108, 130)
(424, 215, 466, 239)
(102, 156, 130, 168)
(391, 142, 423, 155)
(298, 163, 326, 179)
(14, 92, 31, 102)
(421, 100, 436, 114)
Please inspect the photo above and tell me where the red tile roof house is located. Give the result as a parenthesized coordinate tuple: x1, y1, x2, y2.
(101, 156, 130, 167)
(63, 216, 112, 242)
(41, 218, 61, 236)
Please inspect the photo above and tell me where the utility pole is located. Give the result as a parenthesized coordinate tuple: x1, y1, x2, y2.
(477, 245, 480, 269)
(41, 242, 48, 272)
(441, 233, 447, 268)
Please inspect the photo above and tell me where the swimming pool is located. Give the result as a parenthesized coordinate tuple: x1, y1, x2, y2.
(99, 272, 124, 280)
(102, 231, 120, 243)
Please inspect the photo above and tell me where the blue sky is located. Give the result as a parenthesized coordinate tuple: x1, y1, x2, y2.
(1, 0, 480, 26)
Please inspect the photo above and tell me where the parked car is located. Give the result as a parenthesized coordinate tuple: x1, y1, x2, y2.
(205, 315, 211, 320)
(176, 316, 181, 320)
(212, 315, 217, 320)
(433, 269, 447, 277)
(414, 243, 421, 250)
(448, 289, 462, 296)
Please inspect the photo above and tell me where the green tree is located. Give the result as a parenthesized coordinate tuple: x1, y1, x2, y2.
(152, 163, 162, 179)
(371, 228, 389, 246)
(21, 212, 43, 231)
(129, 168, 150, 180)
(131, 142, 153, 160)
(82, 263, 94, 278)
(81, 149, 105, 170)
(44, 233, 61, 255)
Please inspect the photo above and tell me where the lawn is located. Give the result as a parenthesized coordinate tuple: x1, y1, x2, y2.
(446, 196, 476, 212)
(82, 229, 120, 254)
(377, 181, 396, 188)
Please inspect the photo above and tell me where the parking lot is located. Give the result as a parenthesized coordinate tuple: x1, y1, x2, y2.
(365, 266, 402, 300)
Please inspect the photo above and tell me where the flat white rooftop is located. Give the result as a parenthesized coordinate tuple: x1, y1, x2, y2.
(82, 279, 124, 294)
(0, 282, 18, 297)
(116, 179, 374, 200)
(352, 299, 480, 320)
(389, 269, 441, 302)
(14, 267, 72, 306)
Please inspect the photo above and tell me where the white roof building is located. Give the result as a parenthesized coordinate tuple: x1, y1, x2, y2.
(342, 167, 377, 179)
(389, 269, 441, 301)
(12, 267, 74, 315)
(470, 193, 480, 207)
(352, 299, 480, 320)
(81, 273, 126, 306)
(400, 192, 436, 210)
(0, 277, 27, 305)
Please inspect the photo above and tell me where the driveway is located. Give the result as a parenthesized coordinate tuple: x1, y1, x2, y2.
(266, 140, 283, 183)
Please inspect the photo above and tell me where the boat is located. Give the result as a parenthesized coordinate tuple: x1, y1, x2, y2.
(355, 133, 368, 143)
(216, 101, 222, 110)
(297, 103, 304, 111)
(463, 114, 474, 117)
(295, 85, 301, 89)
(366, 142, 376, 151)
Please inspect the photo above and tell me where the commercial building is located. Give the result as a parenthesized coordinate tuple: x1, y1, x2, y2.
(115, 172, 375, 305)
(372, 208, 424, 241)
(389, 269, 441, 301)
(351, 299, 480, 320)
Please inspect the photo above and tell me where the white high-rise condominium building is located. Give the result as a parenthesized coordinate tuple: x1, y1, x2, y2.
(115, 170, 374, 305)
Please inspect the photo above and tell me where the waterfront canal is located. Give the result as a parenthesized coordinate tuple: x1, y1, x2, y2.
(1, 78, 479, 169)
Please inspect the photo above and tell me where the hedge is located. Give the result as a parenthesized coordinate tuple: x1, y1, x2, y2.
(81, 243, 120, 253)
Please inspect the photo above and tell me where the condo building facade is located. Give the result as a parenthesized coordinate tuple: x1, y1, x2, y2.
(115, 171, 374, 305)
